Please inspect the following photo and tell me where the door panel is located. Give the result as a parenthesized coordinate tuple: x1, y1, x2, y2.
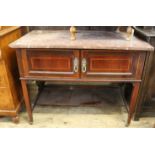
(81, 50, 146, 80)
(22, 49, 80, 78)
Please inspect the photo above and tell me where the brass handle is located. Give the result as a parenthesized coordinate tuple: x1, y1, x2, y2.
(73, 57, 79, 73)
(82, 58, 87, 73)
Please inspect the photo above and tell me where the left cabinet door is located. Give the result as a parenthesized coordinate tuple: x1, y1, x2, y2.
(20, 49, 80, 79)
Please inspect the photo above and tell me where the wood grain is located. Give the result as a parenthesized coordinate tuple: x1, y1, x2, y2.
(0, 26, 25, 121)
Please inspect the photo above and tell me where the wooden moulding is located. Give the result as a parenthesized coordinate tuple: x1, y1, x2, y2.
(0, 26, 21, 37)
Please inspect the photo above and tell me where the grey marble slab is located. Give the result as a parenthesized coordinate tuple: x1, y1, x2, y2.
(9, 30, 154, 51)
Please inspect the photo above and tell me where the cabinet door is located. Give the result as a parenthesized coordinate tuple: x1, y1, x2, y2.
(81, 50, 146, 81)
(22, 49, 80, 79)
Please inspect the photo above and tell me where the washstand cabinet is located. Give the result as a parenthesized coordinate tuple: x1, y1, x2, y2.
(10, 30, 154, 126)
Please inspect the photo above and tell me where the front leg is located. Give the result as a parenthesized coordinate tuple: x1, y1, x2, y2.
(21, 80, 33, 124)
(126, 83, 140, 127)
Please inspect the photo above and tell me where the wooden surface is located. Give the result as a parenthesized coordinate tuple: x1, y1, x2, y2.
(10, 30, 154, 126)
(0, 26, 25, 122)
(0, 26, 21, 37)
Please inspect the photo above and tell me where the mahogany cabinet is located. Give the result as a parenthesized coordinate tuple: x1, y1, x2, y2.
(10, 30, 154, 126)
(0, 26, 25, 123)
(15, 49, 150, 126)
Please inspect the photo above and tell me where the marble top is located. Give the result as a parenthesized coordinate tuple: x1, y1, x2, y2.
(9, 30, 154, 51)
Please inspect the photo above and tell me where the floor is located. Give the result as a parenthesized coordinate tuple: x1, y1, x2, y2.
(0, 84, 155, 128)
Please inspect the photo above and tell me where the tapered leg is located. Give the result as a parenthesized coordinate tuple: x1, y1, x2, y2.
(126, 83, 140, 127)
(21, 80, 33, 124)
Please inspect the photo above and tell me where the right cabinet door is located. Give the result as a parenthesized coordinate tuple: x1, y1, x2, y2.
(81, 50, 146, 81)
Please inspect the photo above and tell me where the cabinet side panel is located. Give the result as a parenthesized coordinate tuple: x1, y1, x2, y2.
(0, 28, 23, 111)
